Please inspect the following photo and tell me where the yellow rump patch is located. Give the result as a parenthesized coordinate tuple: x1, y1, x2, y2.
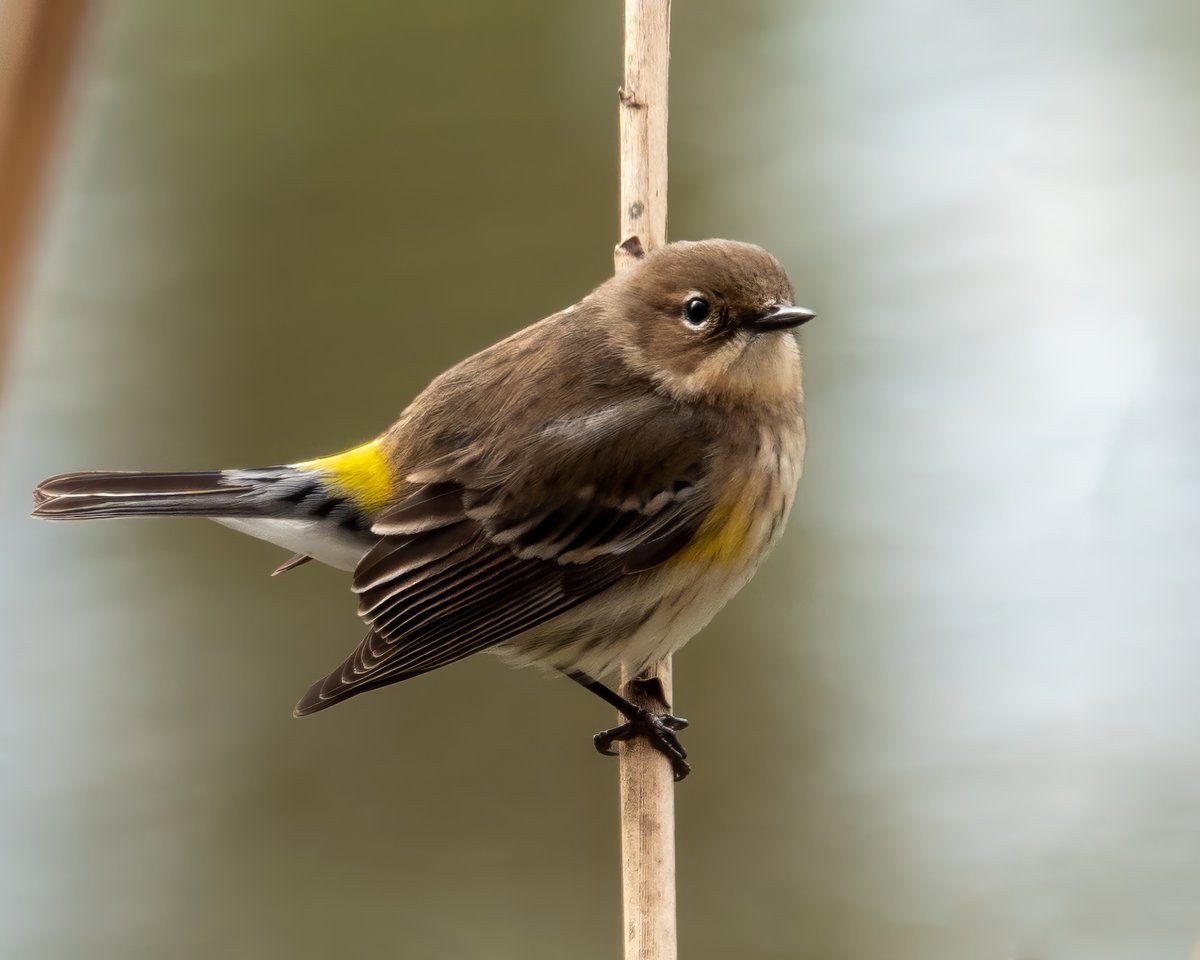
(295, 439, 393, 511)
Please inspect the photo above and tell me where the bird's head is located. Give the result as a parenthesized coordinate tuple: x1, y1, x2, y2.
(601, 239, 814, 408)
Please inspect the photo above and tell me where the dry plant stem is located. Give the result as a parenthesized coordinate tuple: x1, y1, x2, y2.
(615, 0, 670, 273)
(617, 660, 677, 960)
(614, 3, 675, 959)
(0, 0, 92, 389)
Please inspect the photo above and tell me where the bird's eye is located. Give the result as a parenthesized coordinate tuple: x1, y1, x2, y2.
(683, 297, 711, 327)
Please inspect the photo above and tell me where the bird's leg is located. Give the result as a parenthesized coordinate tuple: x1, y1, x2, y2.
(567, 671, 691, 781)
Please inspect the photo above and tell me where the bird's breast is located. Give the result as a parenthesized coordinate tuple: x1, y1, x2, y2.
(676, 417, 805, 570)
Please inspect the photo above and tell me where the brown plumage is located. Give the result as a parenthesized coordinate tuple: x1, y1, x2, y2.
(33, 239, 814, 778)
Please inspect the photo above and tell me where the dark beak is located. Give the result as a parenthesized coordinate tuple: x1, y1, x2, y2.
(751, 304, 816, 332)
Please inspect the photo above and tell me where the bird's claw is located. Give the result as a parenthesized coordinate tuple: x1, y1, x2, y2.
(593, 709, 692, 781)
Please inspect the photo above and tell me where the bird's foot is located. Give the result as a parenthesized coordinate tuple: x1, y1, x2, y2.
(593, 707, 691, 782)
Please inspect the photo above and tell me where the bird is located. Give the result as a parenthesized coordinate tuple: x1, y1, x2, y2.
(32, 239, 814, 780)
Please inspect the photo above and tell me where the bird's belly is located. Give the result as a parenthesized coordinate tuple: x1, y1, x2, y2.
(212, 517, 372, 571)
(495, 548, 771, 680)
(497, 420, 804, 679)
(617, 560, 768, 674)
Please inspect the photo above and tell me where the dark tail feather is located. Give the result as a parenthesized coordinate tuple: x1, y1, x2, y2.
(32, 470, 261, 520)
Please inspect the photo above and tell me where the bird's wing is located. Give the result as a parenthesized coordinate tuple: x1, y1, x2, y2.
(293, 397, 714, 715)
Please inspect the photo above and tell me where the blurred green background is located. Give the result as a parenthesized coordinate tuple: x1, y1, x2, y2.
(3, 0, 1200, 957)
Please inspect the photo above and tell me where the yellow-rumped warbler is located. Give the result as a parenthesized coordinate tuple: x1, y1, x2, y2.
(33, 239, 813, 779)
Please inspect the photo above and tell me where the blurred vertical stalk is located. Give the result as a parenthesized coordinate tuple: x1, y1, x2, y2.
(0, 0, 92, 389)
(614, 3, 675, 959)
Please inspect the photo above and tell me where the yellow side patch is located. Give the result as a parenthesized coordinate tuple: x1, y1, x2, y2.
(296, 439, 393, 511)
(676, 498, 754, 566)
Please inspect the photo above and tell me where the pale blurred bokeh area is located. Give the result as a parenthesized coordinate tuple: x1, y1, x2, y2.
(2, 1, 1199, 957)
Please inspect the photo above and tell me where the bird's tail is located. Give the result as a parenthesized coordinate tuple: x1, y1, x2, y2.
(32, 468, 304, 521)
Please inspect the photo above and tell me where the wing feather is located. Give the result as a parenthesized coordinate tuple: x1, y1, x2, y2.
(353, 518, 476, 591)
(293, 399, 716, 716)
